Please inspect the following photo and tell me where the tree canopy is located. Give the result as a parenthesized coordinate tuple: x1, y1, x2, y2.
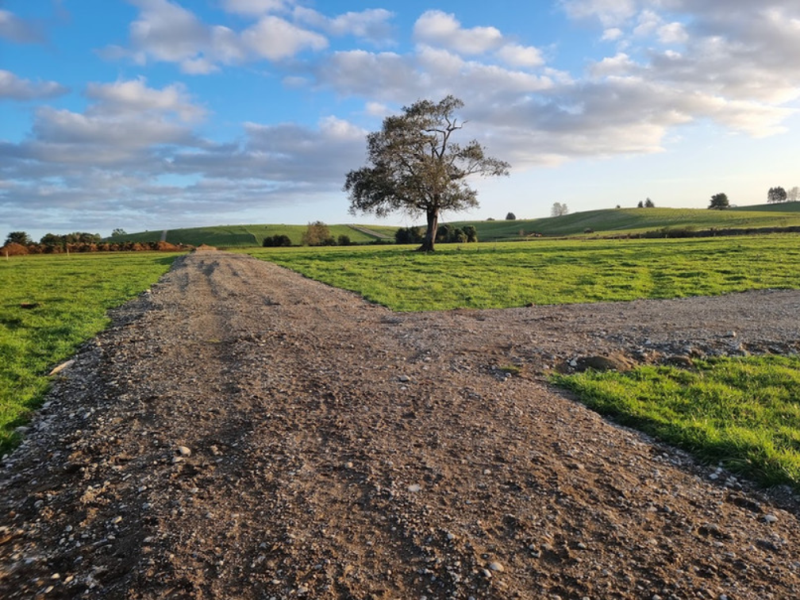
(4, 231, 32, 246)
(709, 193, 730, 210)
(344, 96, 510, 251)
(768, 186, 788, 203)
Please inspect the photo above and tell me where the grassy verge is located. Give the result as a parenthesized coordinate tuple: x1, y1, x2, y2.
(552, 356, 800, 490)
(0, 252, 179, 455)
(243, 234, 800, 311)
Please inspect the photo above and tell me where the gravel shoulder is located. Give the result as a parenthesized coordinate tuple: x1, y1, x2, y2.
(2, 248, 800, 599)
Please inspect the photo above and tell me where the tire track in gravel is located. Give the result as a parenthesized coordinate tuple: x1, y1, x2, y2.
(2, 248, 800, 599)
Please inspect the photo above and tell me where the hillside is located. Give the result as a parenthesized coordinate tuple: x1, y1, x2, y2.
(450, 204, 800, 241)
(108, 204, 800, 247)
(108, 224, 399, 247)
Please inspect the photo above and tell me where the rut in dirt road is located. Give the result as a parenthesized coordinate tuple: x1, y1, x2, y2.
(2, 249, 800, 600)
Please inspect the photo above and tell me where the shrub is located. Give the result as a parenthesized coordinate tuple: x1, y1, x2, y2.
(263, 234, 292, 247)
(302, 221, 332, 246)
(2, 243, 29, 256)
(395, 226, 425, 244)
(337, 234, 352, 246)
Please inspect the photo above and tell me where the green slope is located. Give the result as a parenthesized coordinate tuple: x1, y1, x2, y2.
(108, 224, 400, 247)
(450, 205, 800, 241)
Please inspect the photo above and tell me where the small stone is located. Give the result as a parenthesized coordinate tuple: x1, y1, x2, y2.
(398, 375, 410, 383)
(763, 514, 778, 524)
(488, 561, 505, 572)
(407, 484, 422, 493)
(111, 516, 123, 525)
(177, 446, 192, 457)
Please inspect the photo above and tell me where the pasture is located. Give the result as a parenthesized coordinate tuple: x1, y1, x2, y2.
(107, 223, 399, 247)
(0, 252, 179, 454)
(108, 204, 800, 248)
(243, 234, 800, 311)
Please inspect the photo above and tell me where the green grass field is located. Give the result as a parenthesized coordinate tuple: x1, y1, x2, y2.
(0, 252, 179, 454)
(451, 204, 800, 241)
(243, 234, 800, 311)
(108, 224, 399, 247)
(553, 356, 800, 490)
(108, 203, 800, 248)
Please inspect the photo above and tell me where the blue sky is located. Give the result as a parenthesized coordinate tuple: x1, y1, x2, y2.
(2, 0, 799, 239)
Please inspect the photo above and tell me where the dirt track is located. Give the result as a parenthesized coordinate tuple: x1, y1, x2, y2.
(2, 249, 800, 599)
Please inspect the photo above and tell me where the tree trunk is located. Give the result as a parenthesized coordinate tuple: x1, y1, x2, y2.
(418, 209, 438, 252)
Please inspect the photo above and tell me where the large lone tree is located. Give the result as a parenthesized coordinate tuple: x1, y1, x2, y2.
(344, 96, 510, 251)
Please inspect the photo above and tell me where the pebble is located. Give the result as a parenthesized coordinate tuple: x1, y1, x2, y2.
(177, 446, 192, 457)
(763, 514, 778, 524)
(407, 484, 422, 493)
(488, 561, 505, 572)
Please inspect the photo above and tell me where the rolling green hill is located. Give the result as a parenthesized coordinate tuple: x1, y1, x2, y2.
(450, 204, 800, 241)
(109, 203, 800, 247)
(108, 224, 400, 247)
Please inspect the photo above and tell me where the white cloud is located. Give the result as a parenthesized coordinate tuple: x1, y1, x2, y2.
(109, 0, 327, 72)
(0, 9, 44, 44)
(589, 53, 636, 77)
(0, 70, 69, 101)
(495, 44, 544, 68)
(560, 0, 638, 27)
(241, 16, 328, 60)
(221, 0, 292, 16)
(85, 78, 206, 122)
(128, 0, 209, 63)
(601, 28, 623, 41)
(293, 7, 394, 43)
(414, 10, 503, 55)
(658, 22, 688, 44)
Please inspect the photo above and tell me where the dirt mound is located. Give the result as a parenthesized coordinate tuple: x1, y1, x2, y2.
(2, 252, 799, 599)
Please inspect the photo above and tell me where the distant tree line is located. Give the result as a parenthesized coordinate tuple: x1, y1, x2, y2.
(768, 186, 799, 203)
(2, 231, 187, 256)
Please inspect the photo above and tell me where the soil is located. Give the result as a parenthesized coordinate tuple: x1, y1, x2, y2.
(2, 248, 800, 600)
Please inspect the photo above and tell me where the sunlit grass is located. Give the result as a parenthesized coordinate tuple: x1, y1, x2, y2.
(242, 234, 800, 311)
(553, 356, 800, 490)
(0, 252, 179, 454)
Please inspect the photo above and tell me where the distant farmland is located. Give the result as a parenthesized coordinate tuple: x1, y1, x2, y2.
(107, 224, 399, 247)
(109, 203, 800, 247)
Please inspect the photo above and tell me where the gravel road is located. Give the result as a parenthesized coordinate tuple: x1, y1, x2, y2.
(2, 248, 800, 599)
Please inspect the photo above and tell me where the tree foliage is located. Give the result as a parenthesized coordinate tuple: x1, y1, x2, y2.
(709, 193, 730, 210)
(505, 212, 516, 221)
(551, 202, 569, 217)
(395, 226, 425, 245)
(644, 198, 655, 208)
(344, 96, 509, 251)
(262, 234, 292, 247)
(789, 187, 799, 202)
(5, 231, 32, 246)
(301, 221, 333, 246)
(768, 186, 788, 204)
